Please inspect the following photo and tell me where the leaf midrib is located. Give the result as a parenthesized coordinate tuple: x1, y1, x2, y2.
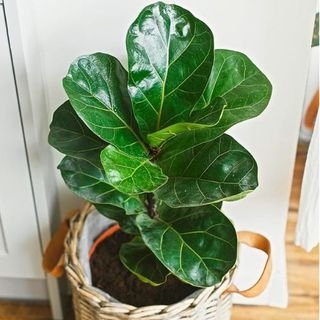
(168, 176, 254, 186)
(156, 14, 171, 130)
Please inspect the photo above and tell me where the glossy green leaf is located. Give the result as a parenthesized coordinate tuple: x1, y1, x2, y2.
(120, 236, 170, 285)
(195, 49, 272, 115)
(48, 100, 107, 165)
(100, 145, 168, 194)
(63, 53, 148, 157)
(95, 204, 139, 235)
(136, 205, 237, 287)
(127, 2, 214, 136)
(58, 156, 146, 215)
(147, 97, 226, 147)
(155, 134, 257, 207)
(160, 49, 272, 156)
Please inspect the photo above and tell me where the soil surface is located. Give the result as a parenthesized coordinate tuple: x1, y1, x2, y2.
(90, 230, 197, 307)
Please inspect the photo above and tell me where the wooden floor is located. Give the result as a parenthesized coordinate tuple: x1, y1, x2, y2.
(0, 143, 318, 320)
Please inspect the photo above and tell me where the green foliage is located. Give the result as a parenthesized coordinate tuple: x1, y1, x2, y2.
(312, 12, 319, 47)
(63, 53, 148, 157)
(49, 2, 272, 288)
(136, 205, 237, 287)
(120, 237, 170, 285)
(155, 134, 258, 207)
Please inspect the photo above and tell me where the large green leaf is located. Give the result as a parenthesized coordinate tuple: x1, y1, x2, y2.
(48, 100, 107, 165)
(95, 204, 139, 235)
(195, 49, 272, 114)
(58, 156, 146, 215)
(63, 53, 148, 157)
(155, 134, 257, 207)
(100, 145, 168, 194)
(147, 97, 226, 147)
(127, 2, 214, 136)
(136, 205, 237, 287)
(120, 236, 170, 285)
(160, 49, 272, 157)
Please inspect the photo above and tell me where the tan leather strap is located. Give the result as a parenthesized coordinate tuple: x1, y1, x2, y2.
(304, 88, 319, 129)
(42, 208, 80, 277)
(226, 231, 272, 298)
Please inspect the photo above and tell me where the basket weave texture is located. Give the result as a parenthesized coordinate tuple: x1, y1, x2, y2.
(64, 205, 234, 320)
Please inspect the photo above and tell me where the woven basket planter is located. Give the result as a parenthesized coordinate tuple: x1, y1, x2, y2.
(62, 204, 272, 320)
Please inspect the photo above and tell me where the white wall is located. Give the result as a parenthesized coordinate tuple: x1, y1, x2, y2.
(16, 0, 317, 307)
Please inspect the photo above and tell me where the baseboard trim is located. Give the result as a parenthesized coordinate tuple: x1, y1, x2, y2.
(0, 278, 48, 300)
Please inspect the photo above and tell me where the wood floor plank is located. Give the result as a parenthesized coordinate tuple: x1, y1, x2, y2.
(0, 300, 52, 320)
(232, 295, 318, 320)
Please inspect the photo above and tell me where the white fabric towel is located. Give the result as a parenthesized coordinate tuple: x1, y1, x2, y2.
(295, 114, 319, 251)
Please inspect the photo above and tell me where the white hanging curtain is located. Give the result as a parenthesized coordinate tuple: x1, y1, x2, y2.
(295, 114, 319, 251)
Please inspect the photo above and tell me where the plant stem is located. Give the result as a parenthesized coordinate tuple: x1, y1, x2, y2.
(149, 147, 160, 159)
(146, 193, 157, 218)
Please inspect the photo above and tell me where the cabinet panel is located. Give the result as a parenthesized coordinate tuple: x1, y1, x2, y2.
(0, 211, 7, 256)
(0, 7, 43, 278)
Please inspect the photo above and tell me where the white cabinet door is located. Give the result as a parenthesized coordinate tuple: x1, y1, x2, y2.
(0, 6, 43, 279)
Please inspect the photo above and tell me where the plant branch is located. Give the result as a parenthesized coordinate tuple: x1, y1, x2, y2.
(146, 193, 157, 218)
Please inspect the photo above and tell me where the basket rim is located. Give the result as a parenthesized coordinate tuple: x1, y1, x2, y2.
(64, 204, 235, 315)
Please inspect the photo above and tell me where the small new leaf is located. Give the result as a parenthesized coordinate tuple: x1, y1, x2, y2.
(100, 145, 168, 194)
(147, 97, 226, 147)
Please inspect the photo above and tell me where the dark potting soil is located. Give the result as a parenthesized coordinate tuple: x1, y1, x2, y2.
(90, 229, 197, 307)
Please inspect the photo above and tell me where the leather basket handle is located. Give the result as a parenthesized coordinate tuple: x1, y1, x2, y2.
(226, 231, 272, 298)
(42, 209, 80, 277)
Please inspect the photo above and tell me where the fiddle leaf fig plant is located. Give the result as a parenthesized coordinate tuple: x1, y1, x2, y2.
(49, 2, 272, 288)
